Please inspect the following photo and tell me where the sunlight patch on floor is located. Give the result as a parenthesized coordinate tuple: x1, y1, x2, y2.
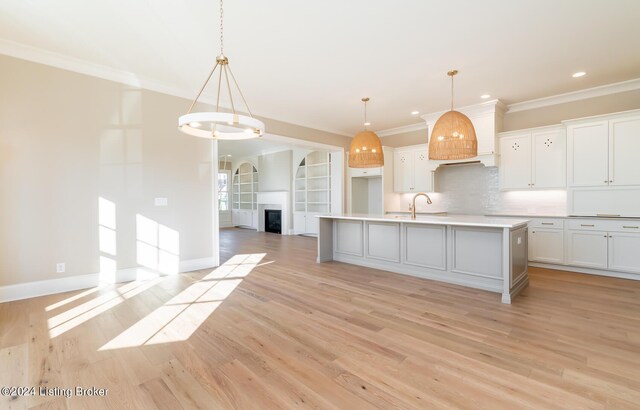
(99, 253, 265, 350)
(47, 278, 163, 338)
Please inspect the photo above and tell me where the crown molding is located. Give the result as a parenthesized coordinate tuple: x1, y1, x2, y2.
(506, 78, 640, 113)
(377, 122, 428, 138)
(0, 39, 352, 138)
(421, 99, 507, 125)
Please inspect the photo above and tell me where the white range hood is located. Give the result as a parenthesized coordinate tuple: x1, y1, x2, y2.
(421, 99, 506, 167)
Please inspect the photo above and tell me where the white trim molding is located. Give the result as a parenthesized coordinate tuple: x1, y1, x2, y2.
(507, 78, 640, 113)
(377, 122, 428, 138)
(0, 39, 351, 138)
(0, 257, 218, 303)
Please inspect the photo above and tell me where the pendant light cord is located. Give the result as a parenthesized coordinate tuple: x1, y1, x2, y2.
(364, 100, 367, 130)
(450, 74, 454, 112)
(220, 0, 224, 55)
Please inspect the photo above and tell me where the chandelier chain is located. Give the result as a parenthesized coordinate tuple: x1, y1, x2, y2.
(220, 0, 224, 55)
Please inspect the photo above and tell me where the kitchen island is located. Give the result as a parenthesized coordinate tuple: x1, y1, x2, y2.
(317, 214, 530, 303)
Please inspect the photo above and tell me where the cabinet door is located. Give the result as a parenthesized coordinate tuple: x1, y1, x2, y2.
(293, 212, 306, 234)
(306, 212, 320, 235)
(532, 130, 566, 189)
(608, 232, 640, 274)
(412, 149, 432, 192)
(499, 134, 531, 190)
(568, 121, 609, 187)
(609, 116, 640, 186)
(529, 228, 564, 264)
(393, 151, 413, 192)
(567, 230, 608, 269)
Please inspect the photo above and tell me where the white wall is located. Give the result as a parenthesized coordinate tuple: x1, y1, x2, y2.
(0, 54, 216, 288)
(259, 150, 292, 192)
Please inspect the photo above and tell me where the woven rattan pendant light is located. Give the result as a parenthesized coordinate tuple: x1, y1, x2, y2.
(429, 70, 477, 160)
(349, 98, 384, 168)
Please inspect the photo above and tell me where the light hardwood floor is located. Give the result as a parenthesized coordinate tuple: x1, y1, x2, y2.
(2, 227, 640, 409)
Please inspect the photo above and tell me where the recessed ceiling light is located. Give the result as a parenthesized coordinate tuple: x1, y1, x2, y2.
(572, 71, 586, 78)
(480, 94, 491, 99)
(364, 122, 371, 126)
(411, 111, 420, 115)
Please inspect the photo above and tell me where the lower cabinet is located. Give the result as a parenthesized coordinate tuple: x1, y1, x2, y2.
(608, 232, 640, 274)
(293, 212, 320, 235)
(565, 222, 640, 274)
(567, 230, 608, 269)
(232, 209, 255, 228)
(529, 228, 564, 264)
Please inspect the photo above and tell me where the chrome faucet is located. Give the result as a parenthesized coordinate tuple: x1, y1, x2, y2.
(410, 192, 433, 219)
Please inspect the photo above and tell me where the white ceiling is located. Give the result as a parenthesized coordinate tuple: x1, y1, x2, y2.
(1, 0, 639, 135)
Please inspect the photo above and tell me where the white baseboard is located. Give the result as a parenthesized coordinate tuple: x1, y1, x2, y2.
(179, 257, 217, 272)
(0, 257, 218, 304)
(529, 262, 640, 281)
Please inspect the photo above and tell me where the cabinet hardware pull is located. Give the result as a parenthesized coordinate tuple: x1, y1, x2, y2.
(604, 181, 608, 183)
(541, 222, 554, 225)
(581, 224, 595, 227)
(623, 226, 639, 229)
(604, 235, 607, 237)
(597, 214, 620, 217)
(609, 180, 613, 183)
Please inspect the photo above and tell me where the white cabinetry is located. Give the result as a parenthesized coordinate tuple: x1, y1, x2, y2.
(567, 114, 640, 187)
(567, 230, 609, 269)
(294, 151, 331, 235)
(565, 111, 640, 217)
(393, 145, 434, 193)
(232, 162, 258, 228)
(528, 219, 564, 264)
(566, 219, 640, 274)
(498, 126, 565, 190)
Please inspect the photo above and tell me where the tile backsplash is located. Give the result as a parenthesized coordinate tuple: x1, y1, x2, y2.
(398, 163, 567, 216)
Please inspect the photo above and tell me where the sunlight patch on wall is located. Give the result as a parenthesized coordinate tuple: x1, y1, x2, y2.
(99, 253, 265, 350)
(136, 214, 180, 274)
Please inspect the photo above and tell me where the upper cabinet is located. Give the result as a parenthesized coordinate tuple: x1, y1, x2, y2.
(498, 126, 566, 190)
(393, 145, 434, 193)
(567, 113, 640, 187)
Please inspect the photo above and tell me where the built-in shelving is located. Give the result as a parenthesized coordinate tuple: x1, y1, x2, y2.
(232, 162, 259, 211)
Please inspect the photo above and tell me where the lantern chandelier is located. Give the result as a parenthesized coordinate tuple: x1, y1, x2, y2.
(429, 70, 478, 160)
(178, 0, 264, 140)
(348, 98, 384, 168)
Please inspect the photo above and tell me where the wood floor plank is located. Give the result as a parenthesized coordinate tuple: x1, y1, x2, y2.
(0, 227, 639, 408)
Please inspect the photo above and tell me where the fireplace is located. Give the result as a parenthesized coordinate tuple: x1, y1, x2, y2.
(264, 209, 281, 234)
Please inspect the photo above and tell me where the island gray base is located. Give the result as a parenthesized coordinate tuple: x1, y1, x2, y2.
(317, 218, 529, 304)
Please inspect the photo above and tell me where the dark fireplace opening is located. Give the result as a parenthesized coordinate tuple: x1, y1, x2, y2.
(265, 209, 281, 234)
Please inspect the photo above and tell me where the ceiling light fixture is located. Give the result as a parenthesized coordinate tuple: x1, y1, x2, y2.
(349, 98, 384, 168)
(429, 70, 478, 160)
(480, 94, 490, 99)
(178, 0, 264, 140)
(411, 111, 420, 115)
(572, 71, 586, 78)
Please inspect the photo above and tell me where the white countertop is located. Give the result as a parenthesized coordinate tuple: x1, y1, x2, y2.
(318, 213, 529, 228)
(485, 213, 640, 220)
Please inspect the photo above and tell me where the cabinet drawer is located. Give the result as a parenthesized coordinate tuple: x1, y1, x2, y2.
(567, 219, 612, 231)
(608, 221, 640, 233)
(529, 218, 564, 230)
(568, 219, 640, 232)
(350, 167, 382, 177)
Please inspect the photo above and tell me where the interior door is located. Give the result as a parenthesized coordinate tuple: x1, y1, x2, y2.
(609, 116, 640, 186)
(218, 170, 232, 227)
